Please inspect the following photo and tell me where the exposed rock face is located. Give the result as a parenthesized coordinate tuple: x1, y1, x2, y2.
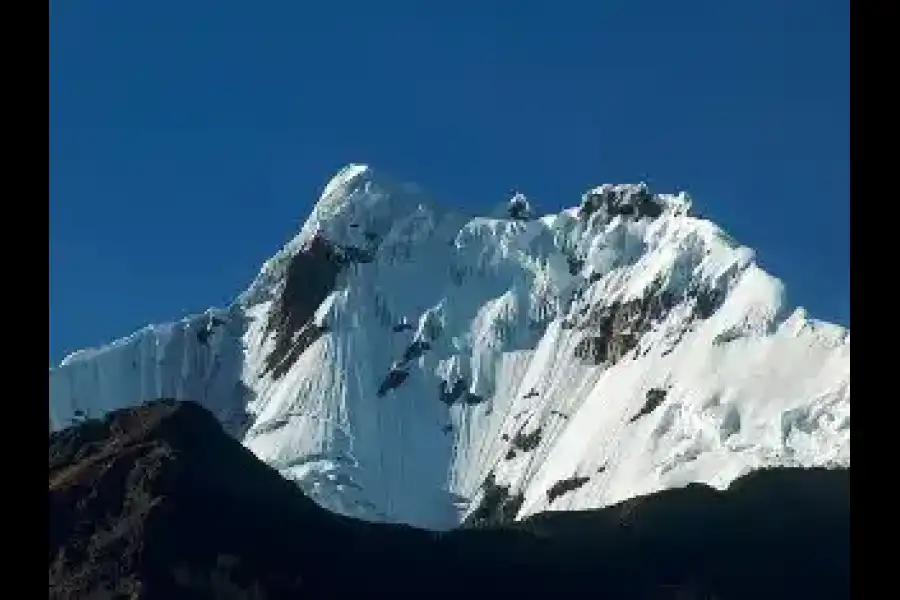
(438, 377, 486, 406)
(631, 388, 669, 422)
(49, 400, 849, 600)
(506, 193, 535, 221)
(505, 427, 544, 460)
(263, 233, 380, 380)
(573, 335, 609, 364)
(461, 470, 526, 528)
(571, 288, 679, 364)
(579, 183, 663, 221)
(547, 474, 592, 503)
(491, 192, 537, 221)
(263, 235, 344, 379)
(376, 368, 409, 397)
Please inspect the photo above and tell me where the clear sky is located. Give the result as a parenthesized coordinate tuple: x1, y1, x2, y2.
(50, 0, 849, 364)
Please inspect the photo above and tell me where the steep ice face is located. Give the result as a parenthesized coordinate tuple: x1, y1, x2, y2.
(49, 164, 850, 531)
(238, 164, 444, 308)
(50, 306, 254, 437)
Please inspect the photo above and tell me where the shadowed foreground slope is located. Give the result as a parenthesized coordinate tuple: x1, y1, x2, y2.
(49, 399, 849, 600)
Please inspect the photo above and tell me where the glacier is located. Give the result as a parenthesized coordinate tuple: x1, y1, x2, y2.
(49, 164, 850, 531)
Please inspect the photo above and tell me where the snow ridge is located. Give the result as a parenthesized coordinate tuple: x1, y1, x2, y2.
(49, 164, 850, 531)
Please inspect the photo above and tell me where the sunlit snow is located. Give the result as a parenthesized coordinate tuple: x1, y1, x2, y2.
(49, 164, 850, 531)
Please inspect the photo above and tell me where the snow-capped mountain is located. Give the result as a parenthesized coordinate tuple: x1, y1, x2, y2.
(48, 164, 850, 531)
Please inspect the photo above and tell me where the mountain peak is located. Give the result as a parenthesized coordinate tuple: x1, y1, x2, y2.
(239, 164, 437, 306)
(578, 182, 691, 222)
(319, 163, 373, 199)
(50, 165, 850, 532)
(301, 163, 427, 243)
(490, 191, 538, 221)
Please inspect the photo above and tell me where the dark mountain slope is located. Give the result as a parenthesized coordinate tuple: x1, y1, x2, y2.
(49, 399, 850, 600)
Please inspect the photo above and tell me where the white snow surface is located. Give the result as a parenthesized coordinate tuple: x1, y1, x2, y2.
(49, 164, 850, 530)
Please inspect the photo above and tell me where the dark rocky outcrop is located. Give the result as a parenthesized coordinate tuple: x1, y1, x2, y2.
(262, 235, 344, 379)
(50, 400, 850, 600)
(572, 286, 681, 365)
(262, 235, 379, 380)
(400, 340, 430, 363)
(569, 275, 730, 367)
(630, 388, 669, 423)
(547, 474, 591, 504)
(462, 471, 526, 529)
(196, 315, 227, 346)
(573, 335, 609, 364)
(506, 194, 535, 221)
(562, 281, 717, 365)
(505, 427, 543, 460)
(376, 368, 409, 397)
(688, 281, 726, 321)
(579, 184, 662, 221)
(438, 378, 487, 406)
(565, 253, 585, 275)
(463, 391, 486, 405)
(439, 378, 467, 405)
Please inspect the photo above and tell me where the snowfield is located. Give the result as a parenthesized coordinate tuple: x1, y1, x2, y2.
(49, 164, 850, 531)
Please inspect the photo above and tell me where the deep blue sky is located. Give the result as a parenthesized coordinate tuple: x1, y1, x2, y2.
(50, 0, 849, 364)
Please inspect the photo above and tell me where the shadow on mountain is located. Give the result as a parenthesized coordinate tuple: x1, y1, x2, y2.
(49, 399, 849, 600)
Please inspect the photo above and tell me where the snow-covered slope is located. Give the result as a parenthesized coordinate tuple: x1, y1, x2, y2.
(49, 164, 850, 531)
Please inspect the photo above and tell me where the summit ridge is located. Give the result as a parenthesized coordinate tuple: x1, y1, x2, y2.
(49, 164, 850, 531)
